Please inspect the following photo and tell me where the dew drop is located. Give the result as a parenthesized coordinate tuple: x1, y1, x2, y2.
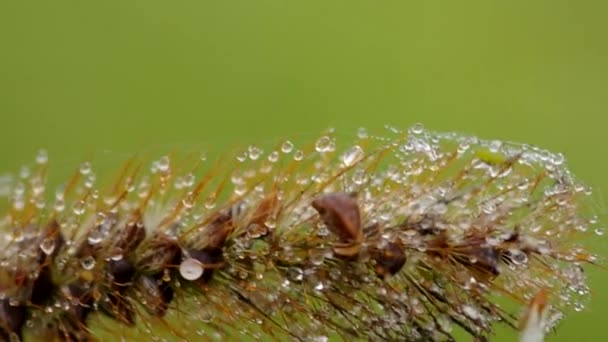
(315, 136, 332, 153)
(81, 256, 96, 270)
(19, 166, 30, 179)
(342, 145, 364, 167)
(357, 127, 368, 139)
(248, 145, 263, 160)
(461, 305, 480, 320)
(39, 238, 56, 255)
(73, 201, 86, 216)
(267, 151, 279, 163)
(287, 267, 304, 282)
(595, 228, 604, 236)
(79, 162, 92, 175)
(489, 140, 503, 153)
(281, 140, 294, 154)
(54, 198, 65, 212)
(351, 169, 367, 185)
(157, 156, 170, 173)
(293, 150, 304, 161)
(88, 231, 104, 245)
(36, 149, 48, 164)
(409, 122, 424, 135)
(183, 173, 195, 188)
(236, 152, 247, 163)
(180, 258, 204, 281)
(110, 253, 123, 261)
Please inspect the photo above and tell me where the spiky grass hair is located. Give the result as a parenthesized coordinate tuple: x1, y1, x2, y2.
(0, 124, 601, 341)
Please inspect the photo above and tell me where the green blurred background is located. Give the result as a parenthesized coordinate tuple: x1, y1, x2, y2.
(1, 1, 606, 341)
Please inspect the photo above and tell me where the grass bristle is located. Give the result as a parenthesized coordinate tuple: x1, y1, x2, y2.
(0, 124, 601, 341)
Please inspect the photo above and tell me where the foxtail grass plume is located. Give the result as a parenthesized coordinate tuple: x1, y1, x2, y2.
(0, 124, 601, 341)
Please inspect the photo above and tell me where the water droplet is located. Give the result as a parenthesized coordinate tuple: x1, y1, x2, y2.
(342, 145, 364, 167)
(551, 153, 565, 166)
(595, 228, 604, 236)
(81, 256, 96, 270)
(357, 127, 368, 139)
(54, 198, 65, 212)
(489, 140, 502, 153)
(293, 150, 304, 161)
(248, 145, 263, 160)
(351, 169, 367, 185)
(507, 249, 528, 265)
(281, 140, 294, 153)
(73, 201, 86, 216)
(461, 305, 480, 320)
(409, 123, 424, 135)
(36, 149, 48, 164)
(110, 253, 123, 261)
(287, 267, 303, 281)
(314, 282, 324, 291)
(179, 258, 204, 281)
(157, 156, 170, 173)
(19, 166, 30, 179)
(39, 238, 56, 255)
(88, 230, 104, 245)
(183, 173, 195, 188)
(315, 136, 332, 153)
(236, 152, 247, 162)
(204, 196, 216, 209)
(79, 162, 92, 175)
(267, 151, 279, 163)
(182, 196, 195, 209)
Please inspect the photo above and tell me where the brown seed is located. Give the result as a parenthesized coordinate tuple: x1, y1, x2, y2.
(456, 245, 501, 277)
(311, 193, 363, 243)
(107, 259, 136, 286)
(0, 298, 26, 340)
(30, 264, 54, 306)
(373, 242, 406, 278)
(65, 282, 93, 322)
(203, 212, 233, 250)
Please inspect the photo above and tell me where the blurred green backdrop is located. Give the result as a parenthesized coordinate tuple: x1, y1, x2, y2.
(1, 1, 606, 341)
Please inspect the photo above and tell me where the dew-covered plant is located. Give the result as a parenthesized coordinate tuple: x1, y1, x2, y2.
(0, 124, 601, 341)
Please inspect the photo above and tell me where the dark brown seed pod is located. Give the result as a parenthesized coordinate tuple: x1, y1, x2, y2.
(107, 259, 136, 286)
(372, 242, 406, 278)
(29, 264, 54, 306)
(64, 282, 94, 323)
(0, 299, 26, 341)
(201, 211, 234, 250)
(455, 244, 501, 278)
(312, 192, 363, 244)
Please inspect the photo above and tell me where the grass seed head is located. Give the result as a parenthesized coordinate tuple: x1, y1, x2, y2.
(0, 124, 602, 341)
